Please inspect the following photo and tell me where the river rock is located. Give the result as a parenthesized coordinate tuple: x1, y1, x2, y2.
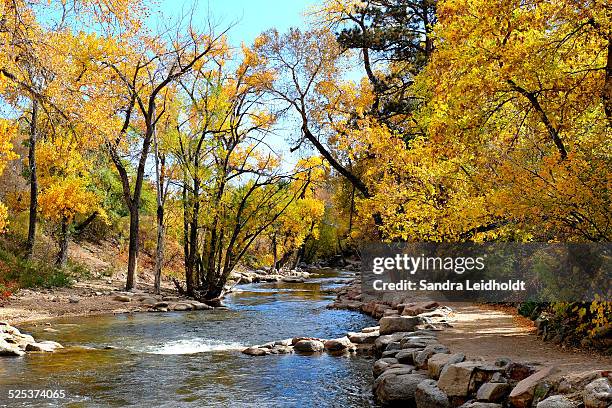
(242, 347, 267, 356)
(324, 337, 352, 351)
(373, 358, 399, 378)
(172, 303, 193, 311)
(396, 348, 421, 365)
(458, 403, 502, 408)
(379, 316, 420, 335)
(375, 332, 412, 352)
(68, 296, 80, 304)
(438, 361, 482, 397)
(25, 342, 57, 352)
(293, 339, 324, 353)
(348, 331, 379, 344)
(400, 336, 438, 349)
(113, 295, 131, 302)
(362, 326, 379, 333)
(537, 395, 576, 408)
(429, 353, 466, 379)
(476, 382, 510, 402)
(190, 301, 213, 310)
(508, 366, 557, 408)
(0, 339, 24, 356)
(414, 344, 450, 369)
(43, 328, 59, 333)
(402, 301, 439, 316)
(416, 379, 450, 408)
(139, 297, 157, 306)
(583, 377, 611, 408)
(374, 371, 428, 405)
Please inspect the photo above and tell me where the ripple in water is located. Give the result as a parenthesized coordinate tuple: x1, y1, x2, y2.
(142, 337, 245, 355)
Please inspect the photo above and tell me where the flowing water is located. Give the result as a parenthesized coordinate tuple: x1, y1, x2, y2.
(0, 269, 378, 407)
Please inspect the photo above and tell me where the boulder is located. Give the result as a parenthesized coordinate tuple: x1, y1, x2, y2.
(190, 302, 213, 310)
(537, 395, 576, 408)
(375, 332, 412, 352)
(429, 353, 466, 379)
(438, 361, 482, 397)
(172, 303, 193, 311)
(0, 339, 24, 356)
(401, 336, 438, 349)
(373, 357, 399, 378)
(415, 379, 450, 408)
(508, 366, 557, 408)
(347, 331, 379, 344)
(324, 337, 352, 351)
(140, 297, 157, 306)
(414, 344, 450, 369)
(362, 326, 379, 333)
(382, 350, 400, 358)
(374, 372, 428, 405)
(476, 382, 510, 402)
(25, 342, 57, 352)
(379, 316, 420, 335)
(583, 377, 611, 408)
(506, 362, 536, 381)
(154, 302, 169, 308)
(396, 348, 421, 365)
(242, 347, 267, 356)
(459, 403, 502, 408)
(113, 295, 131, 302)
(293, 339, 324, 353)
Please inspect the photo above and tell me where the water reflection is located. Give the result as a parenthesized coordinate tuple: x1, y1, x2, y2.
(0, 269, 377, 407)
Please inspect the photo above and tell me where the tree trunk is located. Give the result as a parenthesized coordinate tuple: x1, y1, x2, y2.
(126, 205, 139, 290)
(25, 99, 38, 259)
(604, 38, 612, 126)
(153, 121, 165, 294)
(271, 234, 277, 271)
(55, 217, 69, 267)
(154, 205, 164, 294)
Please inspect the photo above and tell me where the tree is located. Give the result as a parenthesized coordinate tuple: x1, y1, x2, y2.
(173, 48, 324, 300)
(319, 0, 437, 127)
(36, 133, 103, 266)
(0, 120, 19, 232)
(103, 20, 228, 290)
(0, 0, 144, 258)
(253, 28, 373, 201)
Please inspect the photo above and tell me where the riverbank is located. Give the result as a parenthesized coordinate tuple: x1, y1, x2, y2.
(0, 268, 311, 325)
(323, 276, 612, 406)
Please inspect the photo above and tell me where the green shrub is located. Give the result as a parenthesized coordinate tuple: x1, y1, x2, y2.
(0, 247, 73, 290)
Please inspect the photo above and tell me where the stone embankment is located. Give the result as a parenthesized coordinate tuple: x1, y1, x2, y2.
(0, 321, 63, 356)
(243, 275, 611, 407)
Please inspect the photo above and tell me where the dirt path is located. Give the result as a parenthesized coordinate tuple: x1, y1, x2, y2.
(438, 304, 612, 375)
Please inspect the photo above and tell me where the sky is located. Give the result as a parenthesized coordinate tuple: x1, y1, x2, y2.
(151, 0, 319, 169)
(154, 0, 316, 47)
